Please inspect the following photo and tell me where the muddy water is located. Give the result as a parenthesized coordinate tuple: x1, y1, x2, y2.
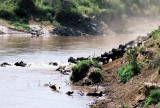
(0, 35, 138, 108)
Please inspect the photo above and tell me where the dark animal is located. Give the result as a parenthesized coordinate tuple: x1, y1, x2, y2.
(141, 50, 149, 56)
(49, 82, 57, 91)
(1, 62, 11, 67)
(101, 52, 108, 58)
(66, 91, 74, 95)
(86, 91, 102, 97)
(98, 57, 109, 64)
(126, 40, 134, 46)
(49, 62, 58, 66)
(14, 61, 27, 67)
(68, 57, 77, 64)
(119, 44, 126, 50)
(76, 57, 88, 61)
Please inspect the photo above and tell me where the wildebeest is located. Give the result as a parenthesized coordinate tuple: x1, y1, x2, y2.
(1, 62, 11, 67)
(76, 57, 88, 61)
(49, 62, 58, 66)
(86, 91, 102, 97)
(68, 57, 77, 64)
(49, 82, 57, 90)
(14, 61, 27, 67)
(66, 91, 74, 95)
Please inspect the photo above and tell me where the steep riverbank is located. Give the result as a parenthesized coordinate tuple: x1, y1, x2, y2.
(90, 27, 160, 108)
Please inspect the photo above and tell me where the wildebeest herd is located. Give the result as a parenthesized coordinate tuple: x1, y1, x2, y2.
(68, 44, 126, 65)
(68, 35, 149, 65)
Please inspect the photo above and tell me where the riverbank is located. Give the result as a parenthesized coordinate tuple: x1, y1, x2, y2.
(89, 27, 160, 108)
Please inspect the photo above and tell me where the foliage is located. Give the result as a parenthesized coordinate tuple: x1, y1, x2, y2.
(145, 89, 160, 107)
(89, 69, 104, 83)
(13, 22, 31, 31)
(117, 47, 140, 83)
(156, 103, 160, 108)
(126, 47, 140, 75)
(151, 29, 160, 40)
(119, 104, 130, 108)
(1, 0, 160, 25)
(70, 60, 102, 82)
(117, 64, 135, 83)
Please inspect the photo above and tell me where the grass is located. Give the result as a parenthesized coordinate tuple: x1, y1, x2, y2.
(145, 89, 160, 107)
(89, 69, 104, 83)
(119, 104, 130, 108)
(13, 23, 31, 31)
(151, 29, 160, 40)
(70, 60, 102, 82)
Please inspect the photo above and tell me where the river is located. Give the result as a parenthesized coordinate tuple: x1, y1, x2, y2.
(0, 35, 138, 108)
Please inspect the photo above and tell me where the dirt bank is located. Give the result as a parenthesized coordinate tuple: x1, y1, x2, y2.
(90, 30, 160, 108)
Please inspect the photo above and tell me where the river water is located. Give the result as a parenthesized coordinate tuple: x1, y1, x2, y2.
(0, 35, 138, 108)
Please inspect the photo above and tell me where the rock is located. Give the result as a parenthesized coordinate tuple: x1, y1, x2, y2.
(0, 30, 4, 35)
(56, 65, 66, 71)
(0, 25, 8, 34)
(30, 25, 45, 36)
(144, 82, 160, 96)
(53, 27, 84, 36)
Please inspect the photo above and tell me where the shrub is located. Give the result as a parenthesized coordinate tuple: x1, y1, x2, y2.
(70, 60, 102, 82)
(117, 47, 140, 83)
(145, 89, 160, 107)
(89, 69, 104, 83)
(126, 47, 140, 75)
(117, 64, 135, 83)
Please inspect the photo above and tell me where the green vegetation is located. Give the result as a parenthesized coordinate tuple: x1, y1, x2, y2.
(151, 29, 160, 40)
(145, 89, 160, 107)
(89, 69, 104, 83)
(13, 22, 31, 31)
(117, 47, 140, 83)
(119, 104, 130, 108)
(117, 64, 135, 83)
(156, 103, 160, 108)
(1, 0, 160, 26)
(70, 60, 102, 82)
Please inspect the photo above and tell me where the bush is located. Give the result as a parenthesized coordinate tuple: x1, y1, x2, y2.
(70, 60, 102, 82)
(117, 64, 135, 83)
(145, 89, 160, 107)
(117, 47, 140, 83)
(89, 69, 104, 83)
(126, 47, 140, 75)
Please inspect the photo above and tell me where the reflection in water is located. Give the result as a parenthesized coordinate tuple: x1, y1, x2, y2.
(0, 35, 138, 108)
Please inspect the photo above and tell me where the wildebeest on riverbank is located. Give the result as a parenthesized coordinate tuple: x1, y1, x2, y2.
(67, 35, 150, 65)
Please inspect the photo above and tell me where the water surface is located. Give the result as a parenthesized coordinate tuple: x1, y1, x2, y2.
(0, 35, 138, 108)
